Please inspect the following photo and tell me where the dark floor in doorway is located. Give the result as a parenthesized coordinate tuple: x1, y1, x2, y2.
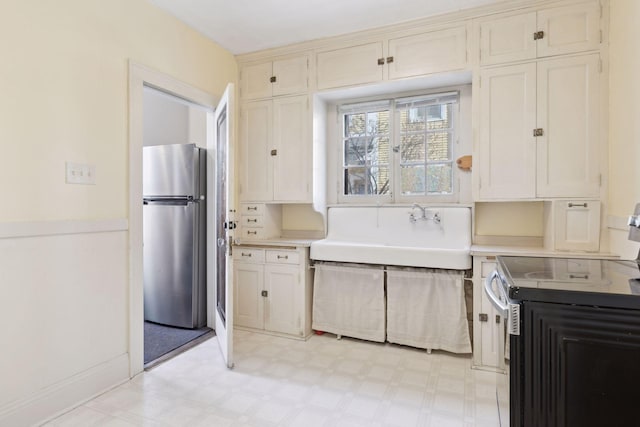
(144, 321, 212, 364)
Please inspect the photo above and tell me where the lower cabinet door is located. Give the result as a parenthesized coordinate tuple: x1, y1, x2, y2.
(264, 264, 301, 336)
(234, 262, 264, 330)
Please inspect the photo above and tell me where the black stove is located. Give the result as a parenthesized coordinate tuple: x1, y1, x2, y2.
(498, 256, 640, 309)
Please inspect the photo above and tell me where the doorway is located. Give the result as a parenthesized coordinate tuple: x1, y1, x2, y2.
(128, 63, 220, 376)
(141, 86, 214, 368)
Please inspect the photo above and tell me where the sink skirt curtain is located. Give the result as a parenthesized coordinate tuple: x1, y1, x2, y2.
(387, 268, 472, 354)
(312, 262, 386, 342)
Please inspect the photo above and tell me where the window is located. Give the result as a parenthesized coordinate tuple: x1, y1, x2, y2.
(340, 92, 459, 203)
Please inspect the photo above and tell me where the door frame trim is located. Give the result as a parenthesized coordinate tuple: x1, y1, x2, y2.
(128, 61, 217, 376)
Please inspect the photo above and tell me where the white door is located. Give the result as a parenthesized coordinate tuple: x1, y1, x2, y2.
(214, 84, 235, 368)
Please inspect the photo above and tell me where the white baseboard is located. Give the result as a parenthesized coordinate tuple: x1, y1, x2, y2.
(0, 354, 130, 427)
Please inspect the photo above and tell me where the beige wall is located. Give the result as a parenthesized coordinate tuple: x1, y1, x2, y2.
(0, 0, 237, 222)
(608, 0, 640, 257)
(0, 1, 237, 424)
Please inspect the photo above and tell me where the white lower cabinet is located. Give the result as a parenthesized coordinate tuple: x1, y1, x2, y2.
(472, 256, 506, 371)
(544, 199, 601, 252)
(233, 246, 313, 339)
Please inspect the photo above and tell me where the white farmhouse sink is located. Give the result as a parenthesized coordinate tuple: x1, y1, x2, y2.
(310, 206, 471, 269)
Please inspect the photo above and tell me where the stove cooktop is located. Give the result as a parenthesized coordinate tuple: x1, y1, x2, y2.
(497, 256, 640, 308)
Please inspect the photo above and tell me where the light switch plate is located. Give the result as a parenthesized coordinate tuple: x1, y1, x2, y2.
(66, 162, 96, 185)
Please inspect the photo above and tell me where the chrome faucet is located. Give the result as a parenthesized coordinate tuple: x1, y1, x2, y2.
(413, 203, 427, 220)
(409, 204, 441, 225)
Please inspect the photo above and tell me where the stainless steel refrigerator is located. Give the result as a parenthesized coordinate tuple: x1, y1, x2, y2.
(143, 143, 206, 329)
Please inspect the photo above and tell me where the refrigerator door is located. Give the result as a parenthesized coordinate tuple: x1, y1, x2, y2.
(143, 200, 200, 328)
(143, 144, 200, 198)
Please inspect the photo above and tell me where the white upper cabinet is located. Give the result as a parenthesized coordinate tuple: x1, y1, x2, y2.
(316, 25, 469, 90)
(477, 54, 601, 200)
(239, 100, 272, 201)
(239, 95, 311, 203)
(272, 96, 311, 202)
(316, 42, 384, 90)
(241, 55, 309, 100)
(387, 26, 467, 80)
(478, 63, 537, 200)
(479, 12, 537, 65)
(479, 1, 601, 66)
(536, 54, 600, 198)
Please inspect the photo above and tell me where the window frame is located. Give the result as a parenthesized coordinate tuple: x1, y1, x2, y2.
(337, 91, 460, 204)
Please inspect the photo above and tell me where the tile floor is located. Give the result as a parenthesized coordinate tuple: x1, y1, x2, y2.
(44, 330, 504, 427)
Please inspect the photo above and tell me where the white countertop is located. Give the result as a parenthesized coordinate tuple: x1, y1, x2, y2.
(235, 237, 317, 248)
(471, 244, 621, 259)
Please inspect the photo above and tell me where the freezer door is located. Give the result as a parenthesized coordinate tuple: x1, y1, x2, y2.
(143, 201, 199, 328)
(143, 143, 201, 198)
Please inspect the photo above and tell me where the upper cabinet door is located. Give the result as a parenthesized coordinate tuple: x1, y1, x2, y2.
(241, 62, 273, 100)
(388, 26, 467, 80)
(316, 42, 384, 90)
(478, 1, 601, 66)
(537, 1, 601, 58)
(272, 95, 311, 202)
(239, 100, 273, 201)
(272, 56, 308, 97)
(478, 63, 537, 200)
(536, 54, 600, 198)
(241, 55, 309, 100)
(479, 12, 537, 66)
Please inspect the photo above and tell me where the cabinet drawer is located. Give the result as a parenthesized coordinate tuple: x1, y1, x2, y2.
(233, 248, 265, 263)
(240, 203, 265, 215)
(266, 250, 299, 265)
(241, 215, 263, 228)
(240, 228, 266, 240)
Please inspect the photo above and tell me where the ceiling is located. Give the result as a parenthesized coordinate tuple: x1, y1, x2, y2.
(150, 0, 505, 55)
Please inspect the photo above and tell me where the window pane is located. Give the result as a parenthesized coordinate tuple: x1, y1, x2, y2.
(401, 165, 425, 195)
(345, 113, 366, 137)
(344, 136, 368, 166)
(370, 166, 390, 195)
(427, 104, 452, 130)
(369, 136, 390, 166)
(427, 132, 451, 161)
(401, 134, 425, 163)
(400, 107, 426, 132)
(426, 163, 453, 194)
(367, 110, 389, 135)
(344, 167, 367, 195)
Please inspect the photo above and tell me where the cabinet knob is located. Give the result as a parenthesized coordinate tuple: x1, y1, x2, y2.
(270, 76, 276, 83)
(377, 58, 385, 65)
(479, 313, 488, 322)
(386, 56, 394, 64)
(533, 128, 544, 137)
(261, 290, 268, 297)
(533, 30, 545, 40)
(270, 149, 277, 156)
